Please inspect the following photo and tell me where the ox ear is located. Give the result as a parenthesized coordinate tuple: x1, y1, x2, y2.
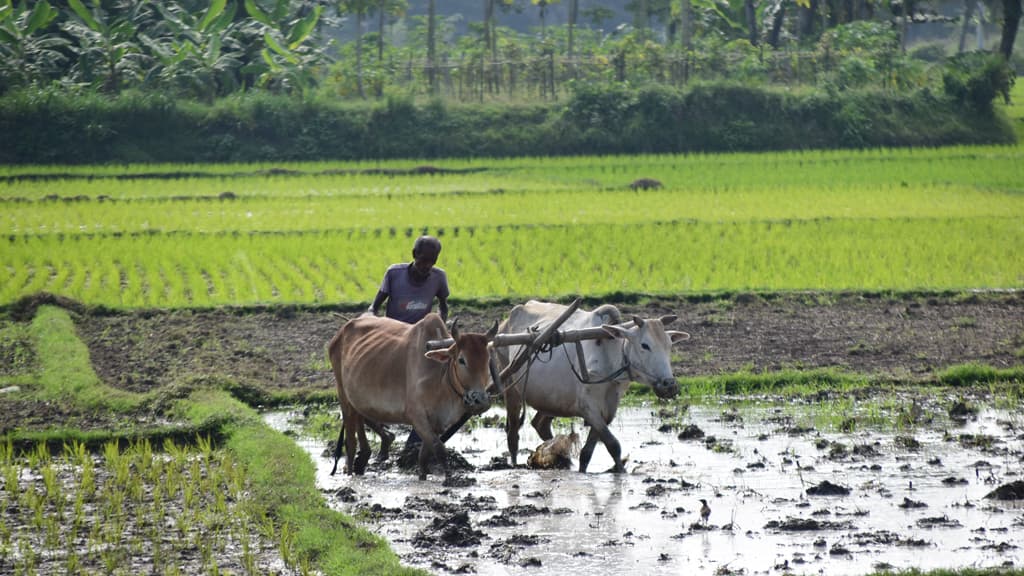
(668, 330, 691, 344)
(485, 319, 499, 340)
(425, 346, 455, 363)
(601, 324, 631, 339)
(659, 314, 678, 326)
(632, 315, 645, 327)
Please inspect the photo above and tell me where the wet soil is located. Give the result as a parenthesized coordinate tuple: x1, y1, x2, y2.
(74, 291, 1024, 395)
(2, 291, 1022, 434)
(270, 400, 1024, 575)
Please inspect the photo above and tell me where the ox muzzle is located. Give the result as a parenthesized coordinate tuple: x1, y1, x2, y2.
(652, 377, 680, 400)
(463, 389, 490, 415)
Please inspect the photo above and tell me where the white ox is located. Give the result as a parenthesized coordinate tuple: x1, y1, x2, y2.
(496, 301, 688, 472)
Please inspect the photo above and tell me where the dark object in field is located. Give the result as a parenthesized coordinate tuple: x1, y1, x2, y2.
(396, 440, 475, 473)
(985, 480, 1024, 500)
(677, 424, 705, 440)
(629, 178, 663, 190)
(806, 480, 851, 496)
(898, 497, 928, 509)
(948, 400, 978, 420)
(412, 511, 483, 548)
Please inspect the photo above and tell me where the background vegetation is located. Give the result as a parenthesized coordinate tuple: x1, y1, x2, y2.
(1, 0, 1020, 163)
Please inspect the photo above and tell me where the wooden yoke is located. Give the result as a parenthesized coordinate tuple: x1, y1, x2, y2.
(425, 298, 588, 388)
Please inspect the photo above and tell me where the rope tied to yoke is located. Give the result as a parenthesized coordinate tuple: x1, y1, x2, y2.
(440, 349, 468, 400)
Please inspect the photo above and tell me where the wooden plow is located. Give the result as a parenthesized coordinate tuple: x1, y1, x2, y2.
(426, 298, 620, 392)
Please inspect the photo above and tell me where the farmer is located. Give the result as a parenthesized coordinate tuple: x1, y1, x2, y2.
(368, 235, 449, 324)
(368, 235, 464, 451)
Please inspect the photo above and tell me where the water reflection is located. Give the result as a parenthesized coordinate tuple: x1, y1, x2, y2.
(265, 402, 1024, 575)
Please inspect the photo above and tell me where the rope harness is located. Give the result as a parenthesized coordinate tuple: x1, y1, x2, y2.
(440, 351, 468, 401)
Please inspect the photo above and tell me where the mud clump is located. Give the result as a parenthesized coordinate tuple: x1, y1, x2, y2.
(413, 511, 484, 548)
(677, 424, 705, 440)
(806, 480, 851, 496)
(766, 517, 856, 531)
(629, 178, 663, 190)
(898, 497, 928, 509)
(985, 480, 1024, 500)
(396, 441, 475, 474)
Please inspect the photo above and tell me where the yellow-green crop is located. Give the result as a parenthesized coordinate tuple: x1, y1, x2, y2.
(2, 146, 1021, 308)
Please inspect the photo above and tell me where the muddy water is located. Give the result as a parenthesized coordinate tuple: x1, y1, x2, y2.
(265, 402, 1024, 575)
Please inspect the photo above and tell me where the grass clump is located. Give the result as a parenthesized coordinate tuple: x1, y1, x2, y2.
(31, 306, 141, 412)
(937, 363, 1024, 387)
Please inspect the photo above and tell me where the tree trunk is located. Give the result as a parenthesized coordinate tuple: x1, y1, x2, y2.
(428, 0, 437, 95)
(356, 12, 365, 99)
(768, 2, 786, 48)
(798, 0, 818, 40)
(568, 0, 578, 66)
(681, 0, 692, 48)
(484, 0, 497, 94)
(958, 0, 977, 53)
(376, 7, 385, 98)
(745, 0, 759, 45)
(999, 0, 1021, 60)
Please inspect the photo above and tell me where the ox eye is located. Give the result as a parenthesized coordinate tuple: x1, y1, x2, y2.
(641, 343, 651, 351)
(458, 356, 467, 366)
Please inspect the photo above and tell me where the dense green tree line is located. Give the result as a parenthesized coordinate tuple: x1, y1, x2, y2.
(0, 0, 1017, 163)
(0, 77, 1014, 164)
(1, 0, 1019, 101)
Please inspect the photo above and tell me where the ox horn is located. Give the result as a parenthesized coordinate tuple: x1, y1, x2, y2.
(449, 316, 460, 340)
(485, 319, 499, 340)
(632, 315, 645, 327)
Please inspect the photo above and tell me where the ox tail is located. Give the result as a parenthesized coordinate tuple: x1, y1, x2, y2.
(328, 328, 346, 476)
(330, 424, 344, 475)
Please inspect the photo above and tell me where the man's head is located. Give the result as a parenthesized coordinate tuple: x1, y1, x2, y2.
(411, 235, 441, 280)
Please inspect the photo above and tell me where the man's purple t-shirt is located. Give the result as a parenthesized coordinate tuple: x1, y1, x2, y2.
(380, 263, 450, 324)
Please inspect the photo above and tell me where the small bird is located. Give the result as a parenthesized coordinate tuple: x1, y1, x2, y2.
(699, 499, 711, 525)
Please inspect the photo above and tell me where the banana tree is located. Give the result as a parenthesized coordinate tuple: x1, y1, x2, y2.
(245, 0, 329, 94)
(61, 0, 155, 93)
(140, 0, 245, 100)
(0, 0, 68, 90)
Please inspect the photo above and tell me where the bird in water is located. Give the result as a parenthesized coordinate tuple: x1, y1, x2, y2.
(699, 499, 711, 525)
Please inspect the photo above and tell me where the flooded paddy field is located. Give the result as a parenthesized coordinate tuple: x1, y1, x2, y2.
(269, 395, 1024, 575)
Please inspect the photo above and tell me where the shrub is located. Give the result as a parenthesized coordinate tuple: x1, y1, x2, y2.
(942, 51, 1015, 113)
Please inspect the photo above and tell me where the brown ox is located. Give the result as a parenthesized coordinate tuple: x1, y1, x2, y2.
(329, 313, 495, 480)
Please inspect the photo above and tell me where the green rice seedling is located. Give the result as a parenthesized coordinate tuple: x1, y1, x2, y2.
(2, 459, 18, 498)
(39, 460, 64, 521)
(278, 521, 296, 567)
(17, 537, 37, 574)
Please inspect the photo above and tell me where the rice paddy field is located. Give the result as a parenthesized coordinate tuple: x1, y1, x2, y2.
(2, 145, 1023, 309)
(2, 96, 1024, 576)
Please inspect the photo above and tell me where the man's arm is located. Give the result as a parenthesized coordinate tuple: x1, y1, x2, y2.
(368, 290, 388, 316)
(437, 296, 448, 322)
